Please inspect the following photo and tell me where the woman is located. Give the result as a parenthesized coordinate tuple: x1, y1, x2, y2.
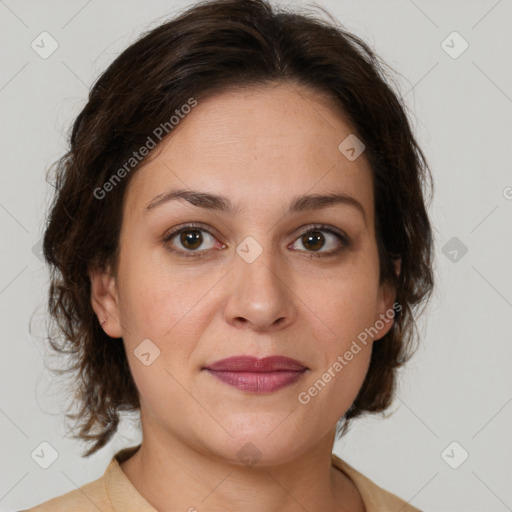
(24, 0, 434, 510)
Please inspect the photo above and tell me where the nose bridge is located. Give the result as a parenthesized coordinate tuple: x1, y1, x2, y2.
(225, 234, 295, 329)
(237, 239, 281, 289)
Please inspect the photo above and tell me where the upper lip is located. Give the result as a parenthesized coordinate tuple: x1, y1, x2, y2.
(204, 356, 307, 372)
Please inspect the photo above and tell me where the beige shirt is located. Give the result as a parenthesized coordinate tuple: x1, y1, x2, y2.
(22, 445, 421, 511)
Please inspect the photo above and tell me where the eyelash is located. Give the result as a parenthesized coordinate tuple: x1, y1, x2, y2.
(162, 222, 351, 259)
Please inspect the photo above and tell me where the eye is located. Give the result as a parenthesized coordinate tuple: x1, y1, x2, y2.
(163, 223, 224, 257)
(163, 222, 350, 258)
(289, 225, 349, 257)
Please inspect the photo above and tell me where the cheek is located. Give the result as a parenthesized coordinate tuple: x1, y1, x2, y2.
(297, 333, 373, 424)
(115, 253, 212, 395)
(116, 246, 211, 340)
(293, 262, 379, 411)
(303, 262, 380, 345)
(294, 344, 372, 437)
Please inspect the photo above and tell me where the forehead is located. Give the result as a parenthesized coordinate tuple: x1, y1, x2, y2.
(124, 83, 374, 221)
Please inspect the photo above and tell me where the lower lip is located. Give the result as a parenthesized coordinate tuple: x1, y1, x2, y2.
(205, 369, 307, 393)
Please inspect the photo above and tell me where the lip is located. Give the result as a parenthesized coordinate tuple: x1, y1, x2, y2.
(205, 355, 307, 372)
(203, 356, 308, 393)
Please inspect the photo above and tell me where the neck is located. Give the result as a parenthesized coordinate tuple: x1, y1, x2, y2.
(119, 419, 365, 511)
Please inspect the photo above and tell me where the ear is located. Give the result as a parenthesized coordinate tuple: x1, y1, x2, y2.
(89, 264, 123, 338)
(373, 258, 401, 341)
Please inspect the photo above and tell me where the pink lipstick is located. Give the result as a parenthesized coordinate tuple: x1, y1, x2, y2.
(203, 355, 308, 393)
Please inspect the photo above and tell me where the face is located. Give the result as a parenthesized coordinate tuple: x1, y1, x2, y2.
(90, 82, 397, 466)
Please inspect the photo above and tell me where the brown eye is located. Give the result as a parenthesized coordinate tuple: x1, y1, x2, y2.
(180, 230, 203, 250)
(301, 231, 325, 251)
(290, 226, 349, 257)
(164, 226, 219, 255)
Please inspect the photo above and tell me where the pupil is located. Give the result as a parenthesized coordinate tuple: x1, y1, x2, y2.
(303, 231, 324, 251)
(181, 230, 202, 250)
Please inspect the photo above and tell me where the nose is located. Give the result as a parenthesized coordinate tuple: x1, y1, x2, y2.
(223, 244, 297, 332)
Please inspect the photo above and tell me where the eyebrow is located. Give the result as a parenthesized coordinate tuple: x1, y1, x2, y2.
(144, 188, 367, 226)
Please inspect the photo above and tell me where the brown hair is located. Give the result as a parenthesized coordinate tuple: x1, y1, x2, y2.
(42, 0, 434, 456)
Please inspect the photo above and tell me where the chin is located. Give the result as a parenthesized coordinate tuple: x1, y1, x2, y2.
(198, 418, 312, 468)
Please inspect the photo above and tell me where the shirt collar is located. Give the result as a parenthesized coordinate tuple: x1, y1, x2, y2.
(105, 444, 156, 511)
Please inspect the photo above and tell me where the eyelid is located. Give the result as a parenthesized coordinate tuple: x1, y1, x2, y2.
(294, 223, 350, 245)
(163, 222, 222, 242)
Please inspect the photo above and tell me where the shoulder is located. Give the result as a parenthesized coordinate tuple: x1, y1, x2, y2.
(331, 453, 423, 512)
(20, 446, 144, 512)
(19, 467, 112, 512)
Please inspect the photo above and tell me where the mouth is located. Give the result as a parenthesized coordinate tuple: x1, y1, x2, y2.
(203, 355, 308, 393)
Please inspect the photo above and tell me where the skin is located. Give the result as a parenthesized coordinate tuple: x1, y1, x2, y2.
(90, 82, 398, 512)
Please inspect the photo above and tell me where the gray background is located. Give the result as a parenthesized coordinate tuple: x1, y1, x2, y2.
(1, 0, 511, 510)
